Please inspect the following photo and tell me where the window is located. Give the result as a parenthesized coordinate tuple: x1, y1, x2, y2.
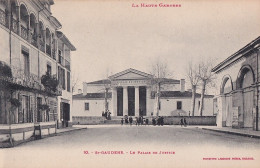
(58, 50, 63, 65)
(177, 101, 182, 110)
(85, 103, 89, 111)
(47, 64, 52, 75)
(22, 50, 30, 76)
(67, 71, 70, 92)
(58, 66, 65, 90)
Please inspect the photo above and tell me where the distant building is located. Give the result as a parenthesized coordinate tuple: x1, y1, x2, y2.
(212, 36, 260, 130)
(0, 0, 75, 146)
(72, 68, 213, 120)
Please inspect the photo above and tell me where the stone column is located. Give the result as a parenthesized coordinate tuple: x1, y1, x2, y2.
(112, 87, 117, 116)
(123, 86, 128, 116)
(135, 86, 139, 117)
(146, 86, 151, 116)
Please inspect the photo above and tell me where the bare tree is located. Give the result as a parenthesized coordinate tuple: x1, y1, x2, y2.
(71, 72, 79, 94)
(150, 58, 172, 116)
(197, 60, 216, 116)
(186, 61, 200, 116)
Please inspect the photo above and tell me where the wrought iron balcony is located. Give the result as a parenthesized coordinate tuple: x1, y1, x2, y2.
(31, 34, 37, 48)
(11, 18, 18, 34)
(21, 25, 28, 41)
(65, 60, 70, 71)
(39, 40, 45, 52)
(0, 8, 7, 27)
(46, 44, 51, 56)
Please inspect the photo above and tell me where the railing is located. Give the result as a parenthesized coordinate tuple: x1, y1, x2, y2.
(39, 40, 45, 52)
(52, 50, 56, 60)
(21, 25, 28, 41)
(65, 60, 70, 71)
(58, 55, 64, 66)
(11, 18, 18, 34)
(0, 8, 6, 27)
(31, 33, 37, 48)
(46, 44, 51, 56)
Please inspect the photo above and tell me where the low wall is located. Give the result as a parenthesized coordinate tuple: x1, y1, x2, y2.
(73, 116, 105, 125)
(35, 121, 57, 139)
(162, 116, 216, 125)
(0, 123, 34, 148)
(72, 116, 216, 126)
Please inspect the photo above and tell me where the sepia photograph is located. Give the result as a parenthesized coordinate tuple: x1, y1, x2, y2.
(0, 0, 260, 167)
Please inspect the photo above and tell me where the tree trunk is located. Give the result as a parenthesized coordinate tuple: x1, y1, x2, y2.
(104, 88, 108, 112)
(199, 80, 206, 116)
(191, 85, 196, 116)
(157, 83, 161, 116)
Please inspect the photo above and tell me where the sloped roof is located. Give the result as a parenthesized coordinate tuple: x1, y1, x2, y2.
(109, 68, 153, 79)
(73, 92, 112, 99)
(151, 91, 214, 98)
(212, 36, 260, 73)
(86, 79, 111, 85)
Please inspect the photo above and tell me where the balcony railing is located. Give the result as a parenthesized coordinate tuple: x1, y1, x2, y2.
(46, 44, 51, 56)
(31, 33, 37, 48)
(65, 60, 70, 71)
(52, 50, 56, 60)
(0, 9, 7, 27)
(21, 25, 28, 41)
(58, 55, 64, 66)
(11, 18, 18, 34)
(39, 40, 45, 52)
(0, 66, 62, 96)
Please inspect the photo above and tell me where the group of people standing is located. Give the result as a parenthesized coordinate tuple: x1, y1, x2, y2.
(121, 115, 150, 126)
(102, 111, 111, 120)
(152, 116, 164, 126)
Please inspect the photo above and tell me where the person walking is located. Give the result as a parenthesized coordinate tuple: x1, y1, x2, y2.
(129, 116, 133, 126)
(180, 118, 184, 127)
(184, 117, 187, 127)
(121, 118, 124, 125)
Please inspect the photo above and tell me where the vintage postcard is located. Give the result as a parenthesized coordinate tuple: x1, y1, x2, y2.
(0, 0, 260, 168)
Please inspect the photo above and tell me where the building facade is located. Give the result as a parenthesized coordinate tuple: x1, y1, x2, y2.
(73, 68, 213, 119)
(212, 36, 260, 130)
(0, 0, 75, 146)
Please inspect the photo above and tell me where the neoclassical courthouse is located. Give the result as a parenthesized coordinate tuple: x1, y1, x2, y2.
(212, 36, 260, 130)
(73, 68, 214, 118)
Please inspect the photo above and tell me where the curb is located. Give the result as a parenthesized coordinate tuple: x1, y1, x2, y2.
(55, 127, 88, 136)
(201, 128, 260, 139)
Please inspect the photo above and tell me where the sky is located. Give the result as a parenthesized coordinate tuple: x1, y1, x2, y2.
(51, 0, 260, 91)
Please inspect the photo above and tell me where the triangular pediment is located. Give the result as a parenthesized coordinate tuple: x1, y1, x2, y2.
(109, 68, 152, 80)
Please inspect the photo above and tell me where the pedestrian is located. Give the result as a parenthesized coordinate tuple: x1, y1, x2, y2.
(141, 116, 144, 125)
(152, 118, 156, 126)
(157, 116, 161, 126)
(184, 117, 187, 127)
(161, 116, 164, 126)
(121, 118, 124, 125)
(138, 116, 142, 126)
(125, 117, 129, 124)
(146, 118, 149, 126)
(129, 116, 133, 125)
(102, 111, 105, 117)
(135, 117, 139, 126)
(105, 111, 108, 119)
(180, 118, 184, 127)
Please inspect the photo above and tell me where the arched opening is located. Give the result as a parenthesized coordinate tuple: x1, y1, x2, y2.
(220, 76, 233, 94)
(39, 21, 45, 52)
(20, 4, 29, 40)
(46, 28, 51, 56)
(30, 13, 37, 47)
(237, 66, 255, 89)
(237, 65, 255, 128)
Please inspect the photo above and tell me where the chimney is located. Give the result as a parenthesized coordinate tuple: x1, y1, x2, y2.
(180, 79, 185, 92)
(78, 89, 82, 94)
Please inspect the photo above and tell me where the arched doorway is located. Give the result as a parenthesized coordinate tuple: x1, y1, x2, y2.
(237, 65, 255, 128)
(221, 76, 233, 126)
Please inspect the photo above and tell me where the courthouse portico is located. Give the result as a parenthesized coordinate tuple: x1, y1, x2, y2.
(109, 68, 153, 117)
